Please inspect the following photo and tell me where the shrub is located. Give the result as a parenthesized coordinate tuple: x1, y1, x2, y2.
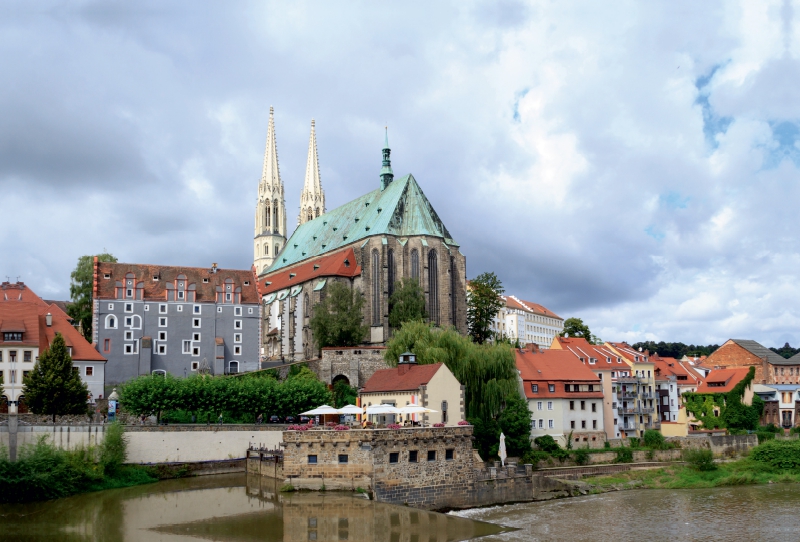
(615, 448, 633, 463)
(760, 424, 782, 433)
(683, 448, 716, 471)
(790, 426, 800, 436)
(756, 431, 776, 444)
(551, 448, 571, 461)
(533, 435, 560, 453)
(573, 448, 590, 466)
(280, 484, 295, 492)
(521, 450, 549, 465)
(628, 438, 640, 448)
(604, 441, 611, 449)
(643, 430, 666, 450)
(99, 422, 126, 476)
(750, 440, 800, 469)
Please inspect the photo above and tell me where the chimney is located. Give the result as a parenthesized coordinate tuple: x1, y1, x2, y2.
(45, 313, 52, 327)
(398, 352, 417, 375)
(211, 263, 218, 274)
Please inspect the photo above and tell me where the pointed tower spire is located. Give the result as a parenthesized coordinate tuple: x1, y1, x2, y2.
(298, 118, 325, 225)
(254, 106, 287, 275)
(380, 126, 394, 190)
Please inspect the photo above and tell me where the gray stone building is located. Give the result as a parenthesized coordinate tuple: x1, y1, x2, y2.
(92, 260, 261, 386)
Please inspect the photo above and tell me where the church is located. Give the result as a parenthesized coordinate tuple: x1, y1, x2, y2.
(253, 109, 467, 360)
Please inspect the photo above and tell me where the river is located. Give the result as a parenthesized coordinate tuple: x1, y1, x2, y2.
(452, 483, 800, 541)
(2, 477, 800, 541)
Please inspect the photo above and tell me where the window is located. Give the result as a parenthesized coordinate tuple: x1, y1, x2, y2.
(371, 250, 380, 325)
(159, 304, 167, 314)
(387, 249, 396, 300)
(103, 339, 111, 353)
(570, 400, 575, 410)
(85, 366, 93, 376)
(192, 332, 201, 341)
(124, 342, 138, 354)
(389, 452, 399, 464)
(144, 304, 149, 311)
(125, 331, 133, 340)
(531, 384, 538, 393)
(441, 400, 448, 423)
(192, 305, 201, 314)
(427, 450, 436, 462)
(159, 317, 168, 327)
(234, 333, 242, 343)
(192, 346, 200, 356)
(548, 419, 554, 429)
(158, 331, 167, 341)
(537, 401, 542, 410)
(547, 401, 553, 410)
(126, 289, 132, 298)
(338, 454, 348, 464)
(105, 315, 117, 329)
(248, 307, 253, 314)
(570, 420, 575, 429)
(9, 370, 16, 384)
(580, 401, 586, 410)
(23, 351, 31, 362)
(234, 320, 242, 329)
(178, 291, 184, 300)
(428, 250, 439, 325)
(152, 370, 166, 377)
(125, 316, 132, 327)
(234, 346, 242, 355)
(411, 249, 419, 280)
(217, 306, 222, 313)
(191, 361, 199, 370)
(409, 450, 418, 463)
(158, 344, 166, 354)
(183, 340, 191, 354)
(588, 384, 594, 392)
(108, 303, 114, 310)
(229, 361, 239, 374)
(177, 305, 183, 312)
(591, 403, 597, 413)
(593, 420, 597, 429)
(445, 449, 454, 461)
(548, 384, 555, 392)
(235, 306, 242, 316)
(308, 455, 318, 464)
(125, 303, 133, 313)
(193, 318, 201, 328)
(581, 420, 586, 429)
(538, 419, 544, 429)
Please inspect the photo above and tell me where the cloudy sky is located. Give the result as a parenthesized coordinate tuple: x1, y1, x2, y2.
(3, 1, 799, 347)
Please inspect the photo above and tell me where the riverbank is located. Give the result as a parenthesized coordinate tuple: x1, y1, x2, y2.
(581, 458, 800, 491)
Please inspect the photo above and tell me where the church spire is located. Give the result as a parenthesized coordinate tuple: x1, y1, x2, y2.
(298, 119, 325, 225)
(380, 127, 394, 190)
(254, 106, 287, 275)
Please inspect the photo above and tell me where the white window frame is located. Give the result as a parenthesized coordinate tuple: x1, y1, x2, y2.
(548, 419, 554, 429)
(537, 401, 542, 410)
(159, 317, 168, 327)
(144, 304, 150, 311)
(235, 306, 242, 316)
(178, 290, 185, 300)
(194, 305, 201, 314)
(124, 341, 138, 355)
(85, 366, 94, 377)
(193, 318, 201, 328)
(157, 344, 166, 355)
(547, 401, 553, 410)
(192, 346, 200, 357)
(248, 307, 253, 314)
(105, 314, 118, 329)
(191, 361, 199, 371)
(177, 305, 183, 312)
(217, 306, 222, 313)
(125, 316, 133, 327)
(183, 340, 191, 354)
(159, 304, 167, 314)
(192, 332, 201, 341)
(125, 331, 133, 341)
(158, 331, 167, 341)
(234, 345, 242, 355)
(234, 320, 242, 329)
(107, 303, 114, 311)
(126, 288, 133, 298)
(229, 360, 239, 373)
(152, 370, 166, 376)
(538, 419, 543, 429)
(124, 303, 133, 313)
(234, 333, 242, 343)
(225, 293, 232, 302)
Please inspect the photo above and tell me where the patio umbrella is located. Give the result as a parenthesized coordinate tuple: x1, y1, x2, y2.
(499, 432, 507, 467)
(398, 405, 438, 414)
(338, 404, 364, 414)
(365, 404, 401, 415)
(300, 405, 341, 415)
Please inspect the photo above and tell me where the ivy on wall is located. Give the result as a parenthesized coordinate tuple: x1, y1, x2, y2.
(683, 366, 762, 431)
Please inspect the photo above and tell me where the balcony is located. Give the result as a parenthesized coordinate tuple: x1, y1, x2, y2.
(620, 424, 638, 431)
(617, 407, 640, 415)
(617, 391, 638, 399)
(640, 393, 654, 400)
(640, 407, 655, 414)
(616, 377, 641, 384)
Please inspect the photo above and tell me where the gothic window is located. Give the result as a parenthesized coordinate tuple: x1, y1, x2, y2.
(274, 244, 280, 256)
(273, 201, 279, 232)
(307, 209, 313, 222)
(450, 256, 457, 325)
(304, 294, 309, 318)
(411, 249, 419, 281)
(372, 250, 381, 326)
(265, 206, 270, 229)
(428, 250, 439, 325)
(264, 244, 268, 255)
(387, 249, 396, 299)
(315, 208, 320, 217)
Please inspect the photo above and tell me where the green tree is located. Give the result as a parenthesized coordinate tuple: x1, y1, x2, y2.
(309, 281, 368, 350)
(498, 393, 533, 457)
(559, 317, 593, 341)
(287, 364, 318, 381)
(388, 278, 427, 328)
(68, 253, 117, 341)
(332, 380, 358, 408)
(118, 373, 180, 423)
(23, 333, 89, 423)
(467, 272, 504, 344)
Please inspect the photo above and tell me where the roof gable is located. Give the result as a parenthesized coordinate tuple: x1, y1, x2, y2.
(266, 174, 457, 273)
(360, 363, 443, 393)
(731, 339, 793, 365)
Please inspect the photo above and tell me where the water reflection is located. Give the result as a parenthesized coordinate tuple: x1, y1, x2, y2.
(0, 474, 507, 542)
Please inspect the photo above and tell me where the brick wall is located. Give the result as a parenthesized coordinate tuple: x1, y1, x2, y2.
(703, 341, 766, 382)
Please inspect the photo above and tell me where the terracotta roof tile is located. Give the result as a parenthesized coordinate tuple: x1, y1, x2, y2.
(259, 247, 361, 296)
(516, 348, 602, 399)
(361, 363, 442, 393)
(695, 367, 751, 394)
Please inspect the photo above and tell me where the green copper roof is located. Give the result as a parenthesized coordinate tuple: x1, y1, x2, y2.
(266, 174, 457, 273)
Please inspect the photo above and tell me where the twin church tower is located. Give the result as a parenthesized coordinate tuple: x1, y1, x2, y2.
(253, 107, 325, 275)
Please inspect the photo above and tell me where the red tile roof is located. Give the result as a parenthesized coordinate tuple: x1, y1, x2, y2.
(94, 261, 259, 303)
(695, 367, 751, 394)
(606, 342, 653, 364)
(553, 337, 625, 370)
(258, 247, 361, 296)
(0, 282, 105, 362)
(516, 348, 602, 399)
(503, 295, 562, 320)
(651, 354, 703, 385)
(360, 363, 443, 393)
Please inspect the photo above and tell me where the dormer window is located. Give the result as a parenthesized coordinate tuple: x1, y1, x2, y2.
(3, 332, 22, 341)
(344, 259, 350, 268)
(104, 274, 111, 280)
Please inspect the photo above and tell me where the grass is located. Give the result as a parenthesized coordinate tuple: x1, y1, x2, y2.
(583, 459, 800, 490)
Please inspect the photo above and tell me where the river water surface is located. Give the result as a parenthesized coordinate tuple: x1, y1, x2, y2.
(2, 476, 800, 541)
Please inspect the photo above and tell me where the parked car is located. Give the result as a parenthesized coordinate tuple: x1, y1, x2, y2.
(299, 416, 310, 424)
(285, 416, 296, 424)
(268, 415, 280, 424)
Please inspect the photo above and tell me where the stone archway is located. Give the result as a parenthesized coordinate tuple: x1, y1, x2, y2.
(332, 374, 351, 387)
